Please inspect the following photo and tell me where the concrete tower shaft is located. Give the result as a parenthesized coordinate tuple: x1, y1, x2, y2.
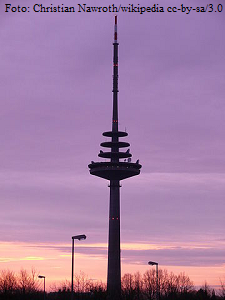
(88, 16, 142, 300)
(107, 179, 121, 299)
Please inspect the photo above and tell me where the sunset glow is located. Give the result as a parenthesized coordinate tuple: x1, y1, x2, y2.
(1, 240, 224, 291)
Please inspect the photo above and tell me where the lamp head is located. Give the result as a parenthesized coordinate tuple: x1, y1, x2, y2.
(72, 234, 86, 240)
(148, 261, 158, 266)
(38, 275, 45, 279)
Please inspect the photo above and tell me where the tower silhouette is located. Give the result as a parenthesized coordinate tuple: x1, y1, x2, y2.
(88, 16, 142, 300)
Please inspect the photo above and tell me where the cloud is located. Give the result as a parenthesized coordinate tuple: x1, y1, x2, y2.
(20, 240, 225, 268)
(122, 247, 225, 267)
(0, 171, 224, 246)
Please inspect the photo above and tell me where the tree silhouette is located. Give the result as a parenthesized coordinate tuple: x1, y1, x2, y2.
(0, 270, 17, 297)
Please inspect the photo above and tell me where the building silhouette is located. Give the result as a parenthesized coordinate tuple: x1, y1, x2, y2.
(88, 16, 142, 300)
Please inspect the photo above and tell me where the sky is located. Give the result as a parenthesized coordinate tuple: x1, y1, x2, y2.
(0, 0, 225, 291)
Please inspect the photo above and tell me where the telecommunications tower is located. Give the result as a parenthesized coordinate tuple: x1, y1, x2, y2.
(88, 16, 142, 300)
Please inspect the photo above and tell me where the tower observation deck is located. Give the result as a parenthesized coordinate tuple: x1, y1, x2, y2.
(88, 16, 142, 300)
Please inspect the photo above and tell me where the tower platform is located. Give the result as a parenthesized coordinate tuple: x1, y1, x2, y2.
(88, 161, 141, 181)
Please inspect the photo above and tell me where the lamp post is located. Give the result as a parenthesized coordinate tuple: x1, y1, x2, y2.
(38, 275, 45, 300)
(148, 261, 159, 300)
(71, 234, 86, 300)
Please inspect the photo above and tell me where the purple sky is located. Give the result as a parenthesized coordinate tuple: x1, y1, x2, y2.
(0, 0, 225, 286)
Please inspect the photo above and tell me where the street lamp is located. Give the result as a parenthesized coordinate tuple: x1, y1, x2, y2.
(38, 275, 46, 300)
(71, 234, 86, 300)
(148, 261, 159, 300)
